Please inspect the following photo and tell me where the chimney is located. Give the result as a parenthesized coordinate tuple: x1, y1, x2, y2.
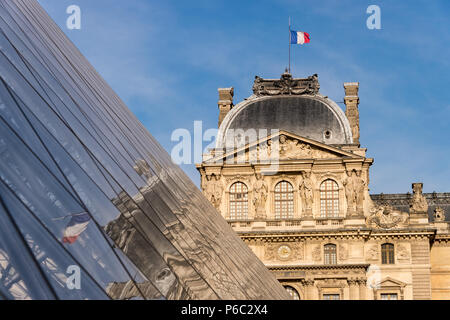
(218, 87, 234, 127)
(343, 82, 360, 145)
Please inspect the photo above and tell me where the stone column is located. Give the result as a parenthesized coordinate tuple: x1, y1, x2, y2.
(304, 279, 316, 300)
(343, 82, 360, 145)
(357, 279, 367, 300)
(218, 87, 234, 127)
(348, 279, 359, 300)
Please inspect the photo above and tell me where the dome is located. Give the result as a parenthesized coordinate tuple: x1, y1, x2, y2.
(217, 94, 353, 148)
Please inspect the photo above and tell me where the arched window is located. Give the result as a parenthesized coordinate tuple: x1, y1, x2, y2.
(381, 243, 395, 264)
(229, 182, 248, 219)
(324, 244, 337, 265)
(320, 179, 339, 218)
(274, 181, 294, 219)
(284, 286, 300, 300)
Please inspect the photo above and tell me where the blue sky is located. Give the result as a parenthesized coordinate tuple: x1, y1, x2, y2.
(38, 0, 450, 194)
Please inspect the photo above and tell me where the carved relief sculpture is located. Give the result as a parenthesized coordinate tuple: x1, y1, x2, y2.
(397, 245, 410, 261)
(366, 245, 379, 261)
(338, 244, 348, 261)
(264, 242, 304, 262)
(252, 71, 320, 97)
(264, 243, 278, 261)
(366, 205, 409, 229)
(312, 245, 321, 262)
(204, 175, 223, 210)
(278, 135, 336, 160)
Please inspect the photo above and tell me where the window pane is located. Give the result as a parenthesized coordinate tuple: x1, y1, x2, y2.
(274, 181, 294, 219)
(229, 182, 248, 219)
(319, 180, 339, 218)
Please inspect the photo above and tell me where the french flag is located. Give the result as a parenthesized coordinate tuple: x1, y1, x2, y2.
(290, 30, 310, 45)
(62, 212, 91, 244)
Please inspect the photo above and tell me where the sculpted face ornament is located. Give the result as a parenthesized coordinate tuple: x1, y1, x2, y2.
(434, 207, 445, 222)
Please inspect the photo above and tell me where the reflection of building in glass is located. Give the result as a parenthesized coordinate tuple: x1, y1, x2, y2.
(198, 72, 450, 300)
(0, 0, 289, 300)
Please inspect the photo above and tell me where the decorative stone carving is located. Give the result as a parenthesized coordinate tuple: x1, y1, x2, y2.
(366, 204, 409, 229)
(253, 174, 268, 219)
(312, 245, 321, 262)
(264, 243, 278, 261)
(277, 245, 292, 261)
(354, 171, 365, 214)
(252, 71, 320, 97)
(434, 207, 445, 222)
(397, 245, 410, 261)
(366, 245, 379, 261)
(277, 135, 337, 160)
(343, 171, 356, 215)
(264, 242, 303, 261)
(291, 242, 304, 260)
(225, 174, 250, 185)
(204, 175, 223, 210)
(339, 244, 348, 261)
(410, 183, 428, 215)
(300, 171, 313, 215)
(344, 170, 365, 216)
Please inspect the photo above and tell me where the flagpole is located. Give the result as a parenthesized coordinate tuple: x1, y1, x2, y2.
(288, 17, 291, 73)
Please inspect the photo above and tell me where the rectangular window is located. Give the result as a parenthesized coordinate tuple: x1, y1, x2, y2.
(381, 293, 398, 300)
(323, 294, 340, 300)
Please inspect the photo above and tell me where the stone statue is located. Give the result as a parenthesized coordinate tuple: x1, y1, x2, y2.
(343, 170, 365, 216)
(212, 175, 224, 209)
(343, 171, 356, 215)
(354, 171, 366, 214)
(410, 183, 428, 215)
(253, 173, 268, 219)
(300, 171, 313, 215)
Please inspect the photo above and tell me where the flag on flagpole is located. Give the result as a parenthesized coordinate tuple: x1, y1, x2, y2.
(290, 30, 310, 45)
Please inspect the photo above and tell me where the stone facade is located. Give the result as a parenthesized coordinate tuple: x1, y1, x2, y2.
(196, 72, 450, 300)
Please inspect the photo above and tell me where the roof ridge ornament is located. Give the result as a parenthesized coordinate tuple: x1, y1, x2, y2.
(252, 71, 320, 96)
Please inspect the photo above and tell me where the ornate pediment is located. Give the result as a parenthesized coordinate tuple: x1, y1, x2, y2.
(204, 131, 362, 164)
(377, 277, 407, 288)
(252, 71, 320, 96)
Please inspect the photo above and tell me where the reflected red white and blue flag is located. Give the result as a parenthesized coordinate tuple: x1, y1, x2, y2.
(62, 212, 91, 244)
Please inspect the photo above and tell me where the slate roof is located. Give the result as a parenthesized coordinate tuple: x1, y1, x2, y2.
(371, 192, 450, 222)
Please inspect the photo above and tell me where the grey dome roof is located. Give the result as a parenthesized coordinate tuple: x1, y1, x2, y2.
(217, 94, 353, 147)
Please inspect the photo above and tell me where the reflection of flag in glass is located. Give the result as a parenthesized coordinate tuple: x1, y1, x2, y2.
(62, 212, 90, 244)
